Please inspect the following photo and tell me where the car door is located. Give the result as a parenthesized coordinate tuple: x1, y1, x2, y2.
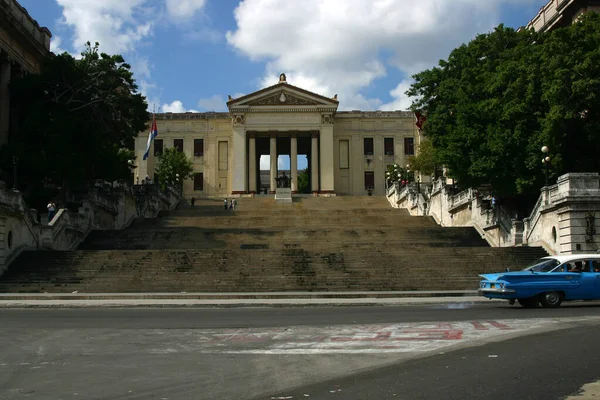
(588, 260, 600, 299)
(576, 259, 598, 300)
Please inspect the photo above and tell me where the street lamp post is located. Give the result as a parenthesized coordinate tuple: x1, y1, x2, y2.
(541, 146, 550, 186)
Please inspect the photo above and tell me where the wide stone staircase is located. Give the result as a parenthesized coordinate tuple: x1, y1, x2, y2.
(0, 196, 547, 293)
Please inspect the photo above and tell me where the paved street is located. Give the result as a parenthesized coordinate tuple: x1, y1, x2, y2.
(1, 304, 600, 399)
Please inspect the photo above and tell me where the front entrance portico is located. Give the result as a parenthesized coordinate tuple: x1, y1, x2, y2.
(227, 73, 338, 196)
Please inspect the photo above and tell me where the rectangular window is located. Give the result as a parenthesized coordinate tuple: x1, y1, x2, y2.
(174, 139, 184, 153)
(218, 141, 228, 170)
(153, 139, 163, 156)
(194, 173, 204, 191)
(404, 137, 415, 155)
(364, 171, 375, 189)
(364, 137, 374, 155)
(339, 140, 349, 169)
(194, 139, 204, 157)
(384, 137, 394, 155)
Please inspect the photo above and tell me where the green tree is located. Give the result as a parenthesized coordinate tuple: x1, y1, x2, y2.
(407, 25, 544, 196)
(2, 42, 148, 192)
(539, 12, 600, 175)
(154, 147, 194, 191)
(297, 168, 310, 193)
(407, 140, 440, 177)
(406, 14, 600, 198)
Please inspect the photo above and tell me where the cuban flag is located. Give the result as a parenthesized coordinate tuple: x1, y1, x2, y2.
(415, 111, 427, 130)
(143, 114, 158, 161)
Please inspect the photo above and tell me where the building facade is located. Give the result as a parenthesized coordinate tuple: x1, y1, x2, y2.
(0, 0, 52, 146)
(134, 74, 420, 198)
(524, 0, 600, 32)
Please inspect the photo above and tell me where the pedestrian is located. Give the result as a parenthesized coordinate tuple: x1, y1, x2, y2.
(491, 196, 496, 209)
(224, 198, 228, 210)
(47, 200, 57, 223)
(232, 198, 237, 210)
(229, 199, 234, 210)
(190, 197, 195, 207)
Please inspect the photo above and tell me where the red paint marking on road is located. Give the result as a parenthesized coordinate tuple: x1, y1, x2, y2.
(393, 330, 463, 340)
(331, 332, 392, 342)
(470, 321, 488, 330)
(487, 321, 512, 330)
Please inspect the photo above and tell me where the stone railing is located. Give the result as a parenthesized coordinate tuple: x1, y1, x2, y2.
(0, 180, 181, 274)
(387, 172, 600, 254)
(387, 176, 520, 247)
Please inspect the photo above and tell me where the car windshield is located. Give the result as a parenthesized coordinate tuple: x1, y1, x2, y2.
(522, 258, 561, 272)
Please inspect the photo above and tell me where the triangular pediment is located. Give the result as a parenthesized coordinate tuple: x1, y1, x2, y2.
(227, 82, 339, 109)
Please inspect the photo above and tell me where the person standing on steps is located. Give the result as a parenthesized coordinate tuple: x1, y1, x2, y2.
(224, 198, 228, 210)
(190, 197, 195, 208)
(47, 200, 57, 224)
(232, 198, 237, 210)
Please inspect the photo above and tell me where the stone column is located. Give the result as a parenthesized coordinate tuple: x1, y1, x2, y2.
(248, 133, 257, 194)
(270, 133, 277, 193)
(311, 132, 319, 193)
(0, 58, 11, 147)
(231, 116, 247, 194)
(290, 133, 298, 193)
(319, 118, 335, 193)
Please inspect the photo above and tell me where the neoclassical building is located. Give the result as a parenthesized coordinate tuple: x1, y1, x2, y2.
(0, 0, 52, 146)
(135, 74, 420, 198)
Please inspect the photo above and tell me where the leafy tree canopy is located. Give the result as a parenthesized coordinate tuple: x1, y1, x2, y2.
(406, 13, 600, 197)
(297, 168, 310, 193)
(2, 42, 149, 190)
(154, 148, 194, 191)
(408, 140, 440, 177)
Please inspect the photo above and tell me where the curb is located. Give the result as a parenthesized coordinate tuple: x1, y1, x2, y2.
(0, 290, 479, 301)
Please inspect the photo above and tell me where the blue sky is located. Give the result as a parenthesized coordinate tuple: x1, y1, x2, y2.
(18, 0, 544, 171)
(19, 0, 544, 114)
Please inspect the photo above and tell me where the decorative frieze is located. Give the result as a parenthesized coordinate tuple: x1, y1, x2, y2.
(321, 114, 333, 124)
(245, 113, 321, 125)
(249, 91, 317, 106)
(232, 115, 245, 125)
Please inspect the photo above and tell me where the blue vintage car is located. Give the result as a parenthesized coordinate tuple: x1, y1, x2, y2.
(478, 254, 600, 308)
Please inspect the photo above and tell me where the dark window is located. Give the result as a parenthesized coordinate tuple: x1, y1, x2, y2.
(153, 139, 163, 156)
(174, 139, 184, 153)
(364, 138, 374, 155)
(384, 138, 394, 155)
(404, 137, 414, 155)
(194, 173, 204, 191)
(194, 139, 204, 157)
(364, 171, 375, 189)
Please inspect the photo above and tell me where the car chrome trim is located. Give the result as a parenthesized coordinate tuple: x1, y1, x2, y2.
(478, 288, 516, 294)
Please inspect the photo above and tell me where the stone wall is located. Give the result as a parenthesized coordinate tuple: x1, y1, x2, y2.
(0, 181, 180, 275)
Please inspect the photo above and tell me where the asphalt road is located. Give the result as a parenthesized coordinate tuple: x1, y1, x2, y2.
(1, 304, 600, 400)
(260, 324, 600, 400)
(1, 302, 600, 329)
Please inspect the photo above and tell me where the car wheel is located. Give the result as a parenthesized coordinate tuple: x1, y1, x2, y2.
(539, 291, 564, 308)
(517, 297, 538, 308)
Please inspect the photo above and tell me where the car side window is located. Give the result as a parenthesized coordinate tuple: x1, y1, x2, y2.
(591, 260, 600, 273)
(567, 261, 586, 273)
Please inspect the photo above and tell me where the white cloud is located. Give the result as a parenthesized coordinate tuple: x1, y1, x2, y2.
(161, 100, 198, 113)
(50, 36, 67, 54)
(56, 0, 153, 55)
(380, 79, 415, 111)
(260, 155, 270, 170)
(226, 0, 530, 111)
(197, 95, 227, 111)
(165, 0, 207, 19)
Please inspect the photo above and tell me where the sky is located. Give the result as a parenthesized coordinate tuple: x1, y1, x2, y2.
(18, 0, 545, 171)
